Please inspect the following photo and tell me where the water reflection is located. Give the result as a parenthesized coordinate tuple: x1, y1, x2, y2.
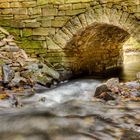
(120, 53, 140, 81)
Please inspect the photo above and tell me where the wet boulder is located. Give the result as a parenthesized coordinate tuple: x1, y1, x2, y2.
(94, 82, 119, 101)
(106, 78, 119, 88)
(2, 64, 15, 84)
(9, 72, 27, 88)
(41, 64, 60, 80)
(96, 92, 117, 101)
(35, 74, 53, 87)
(24, 63, 39, 72)
(94, 83, 110, 97)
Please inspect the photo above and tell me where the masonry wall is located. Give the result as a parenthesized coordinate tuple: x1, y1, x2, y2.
(0, 0, 139, 74)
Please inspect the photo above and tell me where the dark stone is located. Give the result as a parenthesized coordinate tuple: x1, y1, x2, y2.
(94, 83, 110, 97)
(2, 64, 14, 84)
(36, 76, 53, 87)
(9, 72, 26, 88)
(97, 92, 116, 101)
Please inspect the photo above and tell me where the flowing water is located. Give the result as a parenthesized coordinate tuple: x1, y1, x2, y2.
(0, 53, 139, 140)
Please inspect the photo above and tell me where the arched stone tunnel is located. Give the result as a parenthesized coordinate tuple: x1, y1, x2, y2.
(64, 23, 130, 75)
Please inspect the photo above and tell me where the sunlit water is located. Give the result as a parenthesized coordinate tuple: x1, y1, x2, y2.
(0, 53, 139, 140)
(120, 52, 140, 81)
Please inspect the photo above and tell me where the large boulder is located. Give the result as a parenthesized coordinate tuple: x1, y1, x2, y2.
(94, 83, 110, 97)
(41, 64, 60, 80)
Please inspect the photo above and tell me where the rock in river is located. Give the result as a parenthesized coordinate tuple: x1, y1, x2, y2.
(94, 83, 110, 97)
(2, 64, 14, 84)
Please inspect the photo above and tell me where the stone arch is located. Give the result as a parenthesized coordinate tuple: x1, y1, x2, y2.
(50, 6, 139, 48)
(47, 5, 139, 75)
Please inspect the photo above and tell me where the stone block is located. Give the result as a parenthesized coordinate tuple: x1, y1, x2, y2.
(37, 16, 54, 21)
(57, 30, 70, 41)
(0, 2, 10, 8)
(119, 11, 129, 25)
(66, 0, 91, 4)
(85, 8, 96, 25)
(53, 33, 67, 48)
(41, 20, 52, 27)
(51, 20, 66, 27)
(10, 2, 21, 8)
(37, 0, 48, 5)
(42, 8, 58, 16)
(0, 15, 13, 19)
(46, 37, 62, 50)
(55, 16, 70, 20)
(78, 14, 87, 27)
(59, 4, 72, 10)
(32, 28, 55, 36)
(50, 0, 64, 4)
(28, 7, 41, 15)
(62, 27, 73, 38)
(25, 22, 41, 28)
(72, 3, 82, 9)
(70, 16, 82, 30)
(32, 35, 46, 41)
(0, 0, 17, 2)
(21, 1, 37, 7)
(29, 15, 40, 19)
(12, 8, 28, 15)
(14, 15, 29, 19)
(65, 9, 85, 15)
(58, 11, 66, 15)
(1, 9, 12, 15)
(10, 20, 25, 28)
(65, 21, 77, 34)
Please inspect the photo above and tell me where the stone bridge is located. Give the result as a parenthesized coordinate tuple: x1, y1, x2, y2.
(0, 0, 140, 75)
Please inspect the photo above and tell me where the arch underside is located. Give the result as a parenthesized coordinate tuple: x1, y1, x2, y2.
(64, 23, 130, 75)
(47, 5, 140, 75)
